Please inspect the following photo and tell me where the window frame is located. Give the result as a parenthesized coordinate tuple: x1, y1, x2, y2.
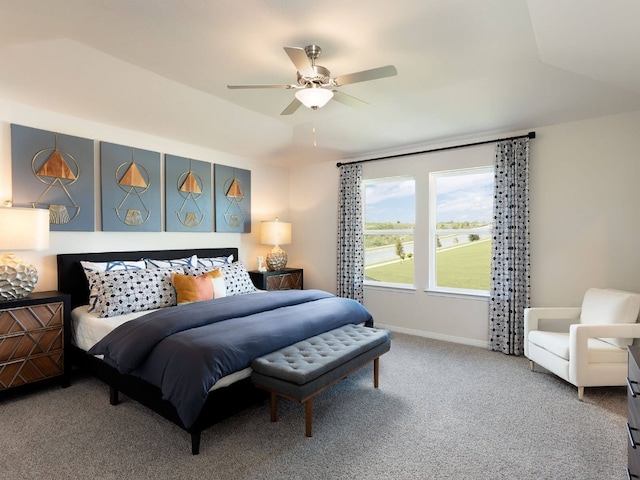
(428, 166, 494, 297)
(362, 176, 416, 289)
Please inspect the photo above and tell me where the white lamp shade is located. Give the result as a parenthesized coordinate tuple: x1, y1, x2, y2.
(295, 88, 334, 109)
(0, 207, 50, 251)
(261, 220, 292, 246)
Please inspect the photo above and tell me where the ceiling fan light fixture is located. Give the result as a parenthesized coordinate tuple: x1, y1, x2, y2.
(295, 87, 333, 109)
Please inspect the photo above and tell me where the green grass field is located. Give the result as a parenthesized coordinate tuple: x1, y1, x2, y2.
(365, 239, 491, 290)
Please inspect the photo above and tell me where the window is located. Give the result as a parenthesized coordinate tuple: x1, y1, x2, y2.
(363, 177, 415, 286)
(429, 167, 494, 295)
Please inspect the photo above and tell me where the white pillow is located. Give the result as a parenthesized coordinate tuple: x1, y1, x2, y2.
(580, 288, 640, 348)
(85, 267, 183, 317)
(144, 255, 197, 269)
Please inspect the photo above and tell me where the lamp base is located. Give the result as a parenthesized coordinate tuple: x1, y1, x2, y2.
(0, 252, 38, 301)
(266, 245, 288, 271)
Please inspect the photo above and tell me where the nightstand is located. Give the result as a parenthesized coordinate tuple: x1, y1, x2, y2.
(0, 291, 70, 392)
(249, 268, 303, 291)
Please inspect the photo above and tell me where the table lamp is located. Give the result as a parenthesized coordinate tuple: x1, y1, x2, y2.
(0, 206, 50, 300)
(260, 218, 292, 271)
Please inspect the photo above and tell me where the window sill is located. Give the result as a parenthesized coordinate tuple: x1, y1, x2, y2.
(424, 288, 489, 301)
(364, 282, 416, 293)
(363, 283, 490, 301)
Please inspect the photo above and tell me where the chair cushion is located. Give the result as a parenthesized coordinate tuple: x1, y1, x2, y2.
(528, 330, 627, 363)
(580, 288, 640, 348)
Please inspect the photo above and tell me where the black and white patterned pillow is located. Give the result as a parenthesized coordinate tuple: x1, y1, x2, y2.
(196, 255, 234, 269)
(82, 259, 147, 312)
(85, 267, 183, 317)
(220, 261, 257, 296)
(144, 255, 197, 269)
(81, 259, 146, 273)
(184, 255, 234, 277)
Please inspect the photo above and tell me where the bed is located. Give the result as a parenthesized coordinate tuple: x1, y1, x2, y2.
(57, 248, 373, 454)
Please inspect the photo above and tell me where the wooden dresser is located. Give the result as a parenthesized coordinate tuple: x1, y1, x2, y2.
(0, 291, 70, 392)
(248, 268, 303, 291)
(628, 346, 640, 478)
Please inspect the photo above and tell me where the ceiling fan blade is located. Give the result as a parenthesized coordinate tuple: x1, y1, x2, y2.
(227, 84, 294, 89)
(280, 98, 302, 115)
(283, 47, 315, 77)
(334, 65, 397, 86)
(332, 90, 370, 110)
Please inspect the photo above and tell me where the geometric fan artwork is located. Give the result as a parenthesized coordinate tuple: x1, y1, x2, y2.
(214, 164, 251, 233)
(11, 124, 94, 231)
(100, 142, 161, 232)
(165, 154, 212, 232)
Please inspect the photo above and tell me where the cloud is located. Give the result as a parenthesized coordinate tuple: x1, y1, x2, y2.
(364, 179, 415, 205)
(364, 179, 416, 223)
(363, 170, 494, 224)
(436, 171, 494, 222)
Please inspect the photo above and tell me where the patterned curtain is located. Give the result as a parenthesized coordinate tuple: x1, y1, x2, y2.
(489, 138, 530, 355)
(337, 163, 364, 302)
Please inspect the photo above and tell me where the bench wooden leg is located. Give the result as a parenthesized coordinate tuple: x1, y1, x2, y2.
(305, 398, 313, 437)
(270, 391, 278, 422)
(374, 357, 380, 388)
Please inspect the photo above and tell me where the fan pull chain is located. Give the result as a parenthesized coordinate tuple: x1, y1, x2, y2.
(312, 109, 317, 148)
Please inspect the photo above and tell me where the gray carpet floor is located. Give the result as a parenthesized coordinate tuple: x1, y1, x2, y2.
(0, 333, 628, 479)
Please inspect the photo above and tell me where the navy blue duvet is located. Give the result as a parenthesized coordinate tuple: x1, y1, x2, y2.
(88, 289, 373, 428)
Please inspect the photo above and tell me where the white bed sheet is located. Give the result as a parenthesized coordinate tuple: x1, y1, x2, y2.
(71, 305, 251, 391)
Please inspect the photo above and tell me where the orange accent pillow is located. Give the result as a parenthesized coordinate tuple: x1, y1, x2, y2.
(171, 269, 226, 305)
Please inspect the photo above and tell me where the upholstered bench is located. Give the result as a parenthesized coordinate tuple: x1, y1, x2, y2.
(251, 324, 391, 437)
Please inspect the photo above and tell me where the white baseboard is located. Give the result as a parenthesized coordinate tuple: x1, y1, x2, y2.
(375, 323, 489, 349)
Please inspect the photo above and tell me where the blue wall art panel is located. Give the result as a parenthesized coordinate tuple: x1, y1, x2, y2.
(11, 124, 95, 231)
(100, 142, 161, 232)
(165, 154, 212, 232)
(214, 164, 251, 233)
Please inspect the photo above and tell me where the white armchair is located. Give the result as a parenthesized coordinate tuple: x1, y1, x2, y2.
(524, 288, 640, 399)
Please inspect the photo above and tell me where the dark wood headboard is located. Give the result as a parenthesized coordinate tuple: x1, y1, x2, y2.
(57, 247, 239, 309)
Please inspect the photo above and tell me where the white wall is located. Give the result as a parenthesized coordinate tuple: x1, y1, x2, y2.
(0, 100, 291, 292)
(4, 97, 640, 348)
(288, 161, 340, 290)
(530, 111, 640, 304)
(291, 110, 640, 347)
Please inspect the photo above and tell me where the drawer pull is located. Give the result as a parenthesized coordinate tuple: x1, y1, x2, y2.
(628, 423, 639, 449)
(628, 377, 640, 398)
(627, 468, 640, 479)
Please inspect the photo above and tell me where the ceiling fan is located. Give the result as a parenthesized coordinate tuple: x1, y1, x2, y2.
(227, 45, 397, 115)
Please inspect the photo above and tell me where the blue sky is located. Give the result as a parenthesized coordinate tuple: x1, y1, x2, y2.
(364, 171, 494, 224)
(435, 170, 494, 223)
(365, 179, 415, 223)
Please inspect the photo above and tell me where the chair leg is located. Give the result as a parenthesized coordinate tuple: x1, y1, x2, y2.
(529, 360, 535, 372)
(578, 386, 584, 401)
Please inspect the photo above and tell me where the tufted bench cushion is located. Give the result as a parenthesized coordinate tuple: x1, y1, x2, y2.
(251, 324, 391, 436)
(252, 323, 390, 384)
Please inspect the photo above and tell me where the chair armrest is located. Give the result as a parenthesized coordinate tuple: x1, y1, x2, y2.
(524, 307, 581, 333)
(570, 323, 640, 385)
(524, 307, 581, 358)
(571, 322, 640, 341)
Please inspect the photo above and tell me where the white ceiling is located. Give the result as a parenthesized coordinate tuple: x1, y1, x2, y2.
(1, 0, 639, 166)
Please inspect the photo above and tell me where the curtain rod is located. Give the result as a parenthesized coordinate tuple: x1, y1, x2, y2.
(336, 131, 536, 167)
